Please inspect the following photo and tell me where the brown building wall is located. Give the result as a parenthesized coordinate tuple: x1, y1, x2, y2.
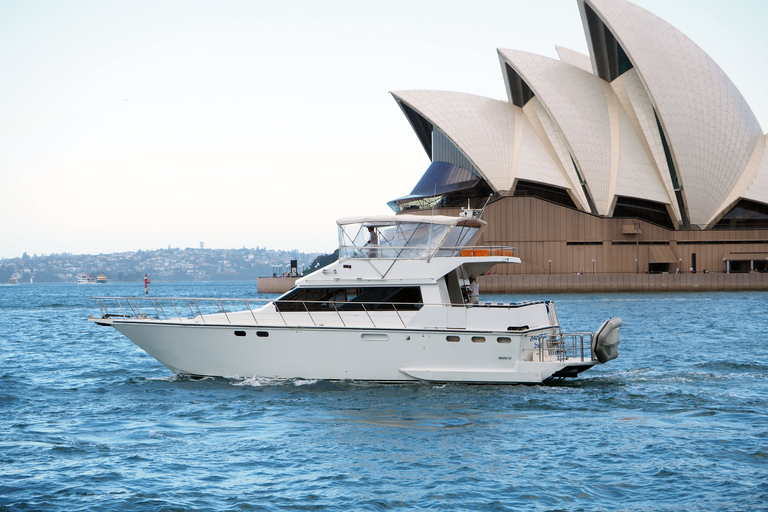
(257, 273, 768, 295)
(255, 198, 768, 294)
(257, 277, 298, 294)
(477, 273, 768, 293)
(432, 196, 768, 276)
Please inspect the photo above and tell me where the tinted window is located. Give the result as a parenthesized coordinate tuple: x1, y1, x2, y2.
(276, 287, 422, 312)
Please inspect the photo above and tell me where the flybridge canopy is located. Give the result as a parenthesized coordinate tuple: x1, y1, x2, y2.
(337, 214, 487, 260)
(336, 214, 485, 228)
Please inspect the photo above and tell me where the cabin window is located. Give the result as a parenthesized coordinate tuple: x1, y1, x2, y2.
(276, 286, 423, 312)
(234, 330, 246, 337)
(472, 336, 486, 343)
(256, 331, 269, 337)
(497, 337, 512, 344)
(446, 335, 460, 342)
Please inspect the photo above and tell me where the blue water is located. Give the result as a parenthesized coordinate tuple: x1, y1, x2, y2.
(1, 282, 766, 511)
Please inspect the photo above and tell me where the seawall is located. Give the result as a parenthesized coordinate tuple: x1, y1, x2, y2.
(257, 277, 298, 294)
(480, 273, 768, 293)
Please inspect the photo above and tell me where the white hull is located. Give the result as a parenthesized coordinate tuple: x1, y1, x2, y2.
(105, 319, 595, 384)
(90, 212, 619, 384)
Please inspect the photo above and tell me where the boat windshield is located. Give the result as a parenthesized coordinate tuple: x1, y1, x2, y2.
(338, 219, 480, 259)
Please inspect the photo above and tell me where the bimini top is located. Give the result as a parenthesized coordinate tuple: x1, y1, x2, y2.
(337, 213, 489, 260)
(336, 214, 484, 228)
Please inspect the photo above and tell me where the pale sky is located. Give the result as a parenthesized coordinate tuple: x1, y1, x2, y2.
(1, 0, 766, 259)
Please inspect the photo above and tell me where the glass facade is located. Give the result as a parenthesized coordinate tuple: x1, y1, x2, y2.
(432, 129, 479, 174)
(612, 196, 675, 229)
(654, 111, 680, 190)
(653, 109, 690, 228)
(505, 63, 535, 108)
(617, 43, 633, 76)
(389, 128, 494, 212)
(409, 161, 481, 198)
(585, 3, 634, 82)
(513, 181, 577, 210)
(714, 200, 768, 230)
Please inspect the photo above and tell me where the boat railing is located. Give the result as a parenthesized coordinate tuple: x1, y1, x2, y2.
(92, 296, 427, 329)
(91, 296, 553, 332)
(535, 332, 595, 362)
(453, 245, 516, 258)
(340, 244, 517, 259)
(92, 296, 273, 325)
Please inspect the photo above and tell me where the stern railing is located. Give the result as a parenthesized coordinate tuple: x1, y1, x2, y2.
(535, 332, 595, 362)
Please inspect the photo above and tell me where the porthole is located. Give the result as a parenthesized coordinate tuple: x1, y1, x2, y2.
(256, 331, 269, 338)
(446, 335, 460, 342)
(472, 336, 486, 343)
(497, 337, 511, 344)
(361, 333, 389, 341)
(234, 330, 246, 337)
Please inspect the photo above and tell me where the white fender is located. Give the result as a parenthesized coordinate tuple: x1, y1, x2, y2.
(592, 317, 622, 363)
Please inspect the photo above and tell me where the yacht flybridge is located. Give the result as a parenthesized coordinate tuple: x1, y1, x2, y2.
(89, 211, 621, 384)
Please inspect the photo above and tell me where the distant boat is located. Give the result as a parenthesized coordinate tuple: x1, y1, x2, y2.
(8, 277, 18, 285)
(97, 274, 108, 284)
(77, 274, 97, 284)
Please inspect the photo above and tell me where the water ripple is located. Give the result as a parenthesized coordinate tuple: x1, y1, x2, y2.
(1, 285, 767, 511)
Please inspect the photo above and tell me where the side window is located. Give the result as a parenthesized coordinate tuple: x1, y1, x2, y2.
(351, 287, 423, 311)
(277, 287, 422, 311)
(275, 289, 306, 311)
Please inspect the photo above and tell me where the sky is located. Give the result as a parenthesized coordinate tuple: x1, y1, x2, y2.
(1, 0, 766, 259)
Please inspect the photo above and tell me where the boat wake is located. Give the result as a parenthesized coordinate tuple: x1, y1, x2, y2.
(233, 376, 319, 387)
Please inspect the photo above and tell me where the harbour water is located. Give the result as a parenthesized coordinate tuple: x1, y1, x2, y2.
(1, 282, 766, 511)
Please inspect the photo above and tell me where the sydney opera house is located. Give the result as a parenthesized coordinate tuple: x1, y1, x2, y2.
(389, 0, 768, 280)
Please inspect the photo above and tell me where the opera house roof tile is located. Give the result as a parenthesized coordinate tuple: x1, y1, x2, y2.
(391, 0, 766, 230)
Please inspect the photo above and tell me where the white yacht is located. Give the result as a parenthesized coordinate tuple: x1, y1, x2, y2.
(89, 211, 621, 384)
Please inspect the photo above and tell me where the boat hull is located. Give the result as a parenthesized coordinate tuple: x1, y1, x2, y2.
(109, 320, 594, 384)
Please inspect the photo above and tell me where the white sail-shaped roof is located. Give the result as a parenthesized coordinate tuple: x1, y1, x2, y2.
(743, 137, 768, 205)
(580, 0, 764, 226)
(391, 0, 768, 228)
(712, 135, 768, 226)
(499, 48, 671, 216)
(610, 68, 682, 225)
(514, 107, 574, 193)
(555, 46, 593, 74)
(391, 90, 568, 196)
(499, 48, 613, 214)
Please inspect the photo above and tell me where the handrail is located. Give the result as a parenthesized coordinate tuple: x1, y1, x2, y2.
(93, 296, 274, 302)
(339, 244, 518, 260)
(534, 332, 595, 363)
(92, 296, 552, 331)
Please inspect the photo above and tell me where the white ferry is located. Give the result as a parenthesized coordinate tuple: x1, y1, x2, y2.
(77, 274, 97, 284)
(89, 211, 621, 384)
